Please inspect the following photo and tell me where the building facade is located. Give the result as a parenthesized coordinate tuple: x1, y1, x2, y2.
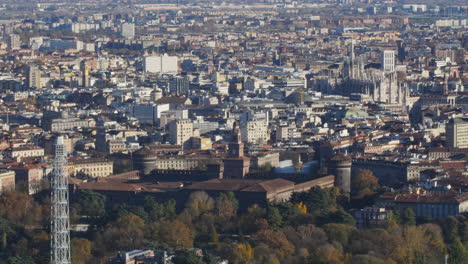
(0, 170, 15, 193)
(169, 119, 193, 147)
(446, 117, 468, 149)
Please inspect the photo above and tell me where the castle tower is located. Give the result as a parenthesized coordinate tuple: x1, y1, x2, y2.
(328, 154, 352, 193)
(223, 121, 250, 178)
(228, 121, 244, 158)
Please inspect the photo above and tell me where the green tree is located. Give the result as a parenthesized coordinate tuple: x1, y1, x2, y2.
(448, 239, 467, 264)
(323, 223, 356, 247)
(400, 208, 416, 226)
(144, 197, 176, 222)
(172, 251, 205, 264)
(322, 209, 356, 226)
(290, 187, 337, 214)
(7, 256, 35, 264)
(75, 190, 106, 218)
(267, 207, 283, 230)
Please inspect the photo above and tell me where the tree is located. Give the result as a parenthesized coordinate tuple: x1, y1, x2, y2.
(111, 214, 145, 249)
(353, 169, 378, 188)
(144, 197, 176, 222)
(290, 187, 337, 214)
(400, 208, 416, 226)
(210, 225, 219, 243)
(295, 202, 308, 214)
(323, 223, 356, 247)
(75, 190, 106, 218)
(0, 217, 15, 249)
(267, 207, 283, 230)
(115, 204, 148, 221)
(309, 245, 349, 264)
(283, 225, 328, 254)
(352, 169, 378, 197)
(6, 256, 35, 264)
(185, 191, 215, 218)
(172, 251, 205, 264)
(253, 229, 295, 260)
(71, 238, 92, 264)
(215, 192, 238, 218)
(0, 192, 44, 228)
(148, 219, 194, 249)
(259, 162, 274, 172)
(232, 243, 253, 264)
(239, 205, 267, 234)
(448, 239, 467, 264)
(321, 209, 356, 226)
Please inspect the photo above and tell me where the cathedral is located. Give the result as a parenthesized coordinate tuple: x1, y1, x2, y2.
(333, 46, 409, 107)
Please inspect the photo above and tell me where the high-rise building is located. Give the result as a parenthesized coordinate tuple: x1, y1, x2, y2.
(169, 76, 189, 96)
(382, 50, 396, 72)
(144, 54, 179, 74)
(27, 66, 41, 89)
(80, 61, 90, 87)
(169, 119, 193, 147)
(240, 119, 269, 144)
(8, 34, 21, 50)
(446, 117, 468, 148)
(121, 23, 135, 39)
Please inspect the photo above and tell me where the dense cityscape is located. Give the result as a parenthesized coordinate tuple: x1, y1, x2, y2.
(0, 0, 466, 263)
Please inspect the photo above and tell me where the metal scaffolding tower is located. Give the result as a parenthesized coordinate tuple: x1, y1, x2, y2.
(50, 136, 71, 264)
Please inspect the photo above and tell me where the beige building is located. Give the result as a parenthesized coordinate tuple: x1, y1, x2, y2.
(0, 170, 15, 193)
(9, 146, 45, 159)
(68, 158, 113, 178)
(241, 120, 269, 144)
(169, 119, 194, 147)
(251, 152, 280, 169)
(27, 66, 41, 89)
(446, 117, 468, 149)
(155, 157, 203, 170)
(46, 117, 96, 132)
(275, 124, 301, 141)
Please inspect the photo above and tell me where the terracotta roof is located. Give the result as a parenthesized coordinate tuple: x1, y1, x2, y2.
(185, 178, 294, 193)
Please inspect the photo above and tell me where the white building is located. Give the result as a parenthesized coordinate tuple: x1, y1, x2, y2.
(382, 50, 396, 72)
(71, 23, 100, 33)
(241, 120, 269, 144)
(121, 23, 135, 39)
(144, 54, 179, 74)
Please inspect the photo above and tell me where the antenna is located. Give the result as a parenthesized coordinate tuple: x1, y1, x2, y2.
(50, 136, 71, 264)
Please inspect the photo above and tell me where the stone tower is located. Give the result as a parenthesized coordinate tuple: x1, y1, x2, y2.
(328, 154, 352, 193)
